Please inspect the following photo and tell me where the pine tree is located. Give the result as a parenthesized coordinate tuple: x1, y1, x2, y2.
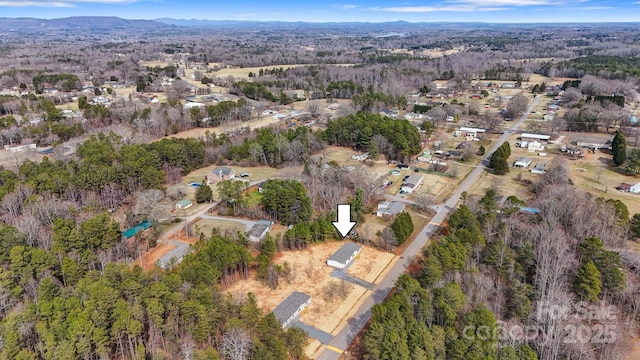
(612, 129, 627, 166)
(195, 182, 213, 203)
(574, 259, 602, 302)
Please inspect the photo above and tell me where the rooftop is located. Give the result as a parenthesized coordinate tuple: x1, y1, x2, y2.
(328, 242, 361, 264)
(272, 291, 311, 325)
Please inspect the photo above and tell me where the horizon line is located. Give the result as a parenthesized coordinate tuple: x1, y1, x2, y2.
(1, 16, 640, 25)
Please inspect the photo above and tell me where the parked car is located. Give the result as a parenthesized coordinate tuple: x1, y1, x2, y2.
(388, 181, 394, 186)
(403, 175, 410, 181)
(240, 172, 249, 178)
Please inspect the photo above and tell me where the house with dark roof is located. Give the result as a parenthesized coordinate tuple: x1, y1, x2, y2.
(327, 242, 361, 269)
(272, 291, 311, 328)
(206, 166, 235, 184)
(247, 220, 274, 242)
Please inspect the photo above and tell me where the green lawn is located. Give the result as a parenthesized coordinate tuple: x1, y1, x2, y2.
(244, 190, 263, 206)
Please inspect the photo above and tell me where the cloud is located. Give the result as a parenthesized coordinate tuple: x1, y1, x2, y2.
(0, 0, 135, 6)
(450, 0, 553, 5)
(0, 1, 74, 6)
(339, 4, 358, 9)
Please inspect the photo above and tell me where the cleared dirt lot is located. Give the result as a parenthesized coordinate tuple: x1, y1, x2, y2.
(225, 241, 396, 331)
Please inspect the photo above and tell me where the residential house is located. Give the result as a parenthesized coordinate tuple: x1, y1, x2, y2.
(207, 166, 235, 184)
(377, 201, 405, 217)
(175, 199, 193, 210)
(401, 174, 424, 194)
(327, 242, 362, 269)
(513, 157, 532, 168)
(272, 292, 311, 328)
(156, 242, 192, 270)
(247, 220, 274, 242)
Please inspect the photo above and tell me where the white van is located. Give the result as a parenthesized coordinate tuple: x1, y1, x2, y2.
(453, 131, 462, 137)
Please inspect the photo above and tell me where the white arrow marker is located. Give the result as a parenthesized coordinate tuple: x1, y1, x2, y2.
(332, 204, 357, 238)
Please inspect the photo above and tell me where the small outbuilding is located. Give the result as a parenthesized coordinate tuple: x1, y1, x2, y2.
(513, 157, 532, 168)
(175, 199, 193, 210)
(531, 162, 547, 174)
(327, 242, 362, 269)
(272, 291, 311, 328)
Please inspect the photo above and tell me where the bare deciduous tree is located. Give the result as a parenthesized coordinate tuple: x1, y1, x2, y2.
(221, 327, 252, 360)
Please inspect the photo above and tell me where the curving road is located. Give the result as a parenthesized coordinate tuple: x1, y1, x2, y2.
(316, 95, 542, 359)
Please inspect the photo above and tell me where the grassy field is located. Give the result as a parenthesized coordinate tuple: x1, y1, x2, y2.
(192, 218, 246, 238)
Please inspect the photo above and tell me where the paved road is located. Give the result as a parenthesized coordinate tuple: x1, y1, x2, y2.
(316, 95, 542, 360)
(293, 321, 334, 344)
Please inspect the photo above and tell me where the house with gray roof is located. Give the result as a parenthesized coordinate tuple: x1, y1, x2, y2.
(327, 242, 361, 269)
(377, 201, 405, 218)
(247, 220, 274, 242)
(156, 242, 192, 270)
(206, 166, 235, 184)
(272, 291, 311, 328)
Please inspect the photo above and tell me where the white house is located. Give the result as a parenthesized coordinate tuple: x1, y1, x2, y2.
(327, 242, 361, 269)
(401, 174, 424, 194)
(513, 157, 532, 168)
(630, 182, 640, 194)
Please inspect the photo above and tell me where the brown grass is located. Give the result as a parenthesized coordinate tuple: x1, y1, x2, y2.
(226, 241, 396, 334)
(192, 218, 245, 238)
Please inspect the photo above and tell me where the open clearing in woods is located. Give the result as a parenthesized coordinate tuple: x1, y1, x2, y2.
(224, 241, 396, 357)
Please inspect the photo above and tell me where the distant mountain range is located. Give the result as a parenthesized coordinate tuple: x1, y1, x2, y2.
(0, 16, 636, 34)
(0, 16, 177, 32)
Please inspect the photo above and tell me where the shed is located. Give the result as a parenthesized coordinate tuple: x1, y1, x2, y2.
(531, 162, 547, 174)
(272, 291, 311, 328)
(175, 199, 193, 210)
(247, 220, 274, 242)
(327, 242, 362, 269)
(630, 182, 640, 194)
(156, 242, 192, 270)
(513, 157, 532, 168)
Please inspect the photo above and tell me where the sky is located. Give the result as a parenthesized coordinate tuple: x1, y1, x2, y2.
(0, 0, 639, 23)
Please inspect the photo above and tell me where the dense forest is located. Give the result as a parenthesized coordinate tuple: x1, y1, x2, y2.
(0, 231, 307, 359)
